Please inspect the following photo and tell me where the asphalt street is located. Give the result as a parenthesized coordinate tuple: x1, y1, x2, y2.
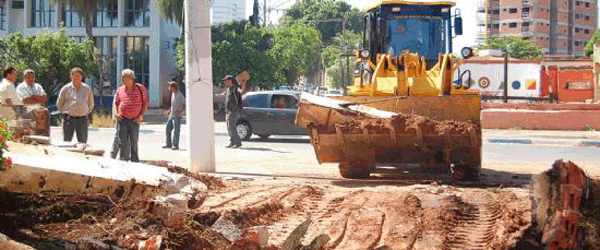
(49, 122, 600, 182)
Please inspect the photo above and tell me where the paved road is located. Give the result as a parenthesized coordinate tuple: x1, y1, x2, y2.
(49, 123, 600, 183)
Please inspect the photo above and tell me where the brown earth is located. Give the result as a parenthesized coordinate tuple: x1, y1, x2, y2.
(335, 114, 480, 136)
(0, 177, 533, 250)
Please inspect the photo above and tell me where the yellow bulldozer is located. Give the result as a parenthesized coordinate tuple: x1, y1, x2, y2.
(296, 0, 482, 181)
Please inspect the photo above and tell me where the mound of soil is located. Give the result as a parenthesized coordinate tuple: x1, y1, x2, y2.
(335, 114, 480, 136)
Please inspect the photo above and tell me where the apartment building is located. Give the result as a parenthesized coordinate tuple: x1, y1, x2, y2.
(0, 0, 181, 108)
(210, 0, 246, 25)
(477, 0, 598, 56)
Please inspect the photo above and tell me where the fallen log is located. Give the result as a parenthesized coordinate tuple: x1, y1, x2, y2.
(530, 160, 600, 249)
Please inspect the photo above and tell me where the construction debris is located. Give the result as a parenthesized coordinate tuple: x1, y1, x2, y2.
(530, 159, 600, 249)
(211, 217, 244, 242)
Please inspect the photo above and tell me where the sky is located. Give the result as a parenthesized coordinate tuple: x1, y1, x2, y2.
(244, 0, 479, 52)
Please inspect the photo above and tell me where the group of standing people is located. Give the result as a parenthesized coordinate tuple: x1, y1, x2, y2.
(2, 65, 245, 161)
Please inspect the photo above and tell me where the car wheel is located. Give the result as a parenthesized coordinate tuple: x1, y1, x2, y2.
(258, 134, 271, 140)
(236, 121, 252, 141)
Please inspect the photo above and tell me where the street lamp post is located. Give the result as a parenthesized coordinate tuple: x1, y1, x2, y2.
(184, 0, 216, 173)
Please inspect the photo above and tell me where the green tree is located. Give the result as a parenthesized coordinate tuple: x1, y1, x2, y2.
(50, 0, 119, 40)
(269, 23, 322, 84)
(321, 30, 361, 88)
(156, 0, 184, 26)
(249, 0, 260, 26)
(176, 21, 321, 89)
(281, 0, 364, 43)
(0, 29, 98, 95)
(477, 36, 544, 59)
(584, 29, 600, 57)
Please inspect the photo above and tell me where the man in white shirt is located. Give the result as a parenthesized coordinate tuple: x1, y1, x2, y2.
(17, 69, 47, 105)
(1, 67, 21, 105)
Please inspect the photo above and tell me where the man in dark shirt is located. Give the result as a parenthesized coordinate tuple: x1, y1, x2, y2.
(222, 75, 243, 148)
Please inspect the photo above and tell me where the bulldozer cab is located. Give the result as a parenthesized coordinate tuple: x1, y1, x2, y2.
(363, 1, 462, 69)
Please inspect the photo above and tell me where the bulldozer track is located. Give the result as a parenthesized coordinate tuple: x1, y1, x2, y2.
(441, 194, 503, 250)
(199, 181, 530, 249)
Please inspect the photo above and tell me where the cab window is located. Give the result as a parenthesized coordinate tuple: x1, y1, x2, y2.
(271, 94, 299, 109)
(243, 94, 268, 108)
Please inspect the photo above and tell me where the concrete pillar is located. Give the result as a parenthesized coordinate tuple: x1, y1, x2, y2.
(184, 0, 215, 172)
(594, 42, 600, 103)
(116, 0, 124, 92)
(148, 2, 161, 107)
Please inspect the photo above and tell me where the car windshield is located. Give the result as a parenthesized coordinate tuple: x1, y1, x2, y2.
(384, 16, 443, 60)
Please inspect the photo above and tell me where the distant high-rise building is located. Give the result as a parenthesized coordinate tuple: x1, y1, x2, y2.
(210, 0, 245, 25)
(477, 0, 598, 56)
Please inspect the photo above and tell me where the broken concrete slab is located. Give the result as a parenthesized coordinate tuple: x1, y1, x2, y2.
(301, 234, 330, 250)
(282, 217, 312, 250)
(0, 143, 208, 198)
(23, 136, 50, 145)
(0, 232, 37, 250)
(77, 237, 125, 250)
(246, 226, 269, 246)
(146, 201, 186, 228)
(138, 235, 162, 250)
(211, 217, 243, 242)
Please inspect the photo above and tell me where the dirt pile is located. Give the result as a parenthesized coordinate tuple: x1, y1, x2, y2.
(334, 114, 480, 136)
(0, 177, 534, 250)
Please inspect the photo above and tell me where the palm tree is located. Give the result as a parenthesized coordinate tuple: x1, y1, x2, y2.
(156, 0, 184, 26)
(50, 0, 118, 40)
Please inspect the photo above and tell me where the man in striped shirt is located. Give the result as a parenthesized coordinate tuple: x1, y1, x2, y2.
(113, 69, 148, 162)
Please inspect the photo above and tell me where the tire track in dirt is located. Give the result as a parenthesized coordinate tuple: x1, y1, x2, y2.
(207, 186, 282, 209)
(441, 194, 502, 250)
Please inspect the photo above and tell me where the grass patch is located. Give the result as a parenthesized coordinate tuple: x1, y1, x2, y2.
(90, 112, 115, 128)
(584, 125, 596, 132)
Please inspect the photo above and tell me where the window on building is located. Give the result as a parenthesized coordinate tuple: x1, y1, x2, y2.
(123, 36, 150, 89)
(502, 8, 506, 12)
(492, 23, 500, 28)
(585, 15, 590, 21)
(12, 1, 24, 9)
(575, 14, 580, 18)
(31, 0, 55, 27)
(94, 0, 118, 27)
(523, 22, 530, 26)
(124, 0, 150, 27)
(509, 22, 517, 28)
(61, 3, 84, 27)
(509, 8, 517, 13)
(585, 2, 590, 7)
(0, 0, 5, 31)
(94, 37, 118, 90)
(522, 7, 530, 13)
(70, 36, 85, 43)
(576, 27, 580, 32)
(585, 29, 589, 34)
(575, 41, 580, 46)
(492, 9, 500, 14)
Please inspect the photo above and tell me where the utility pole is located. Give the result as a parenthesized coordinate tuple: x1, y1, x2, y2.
(263, 0, 267, 27)
(184, 0, 215, 173)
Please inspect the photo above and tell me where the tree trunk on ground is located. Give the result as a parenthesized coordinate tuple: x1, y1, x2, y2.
(529, 159, 600, 249)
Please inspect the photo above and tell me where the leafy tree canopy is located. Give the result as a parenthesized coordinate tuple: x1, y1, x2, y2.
(584, 29, 600, 57)
(177, 21, 322, 89)
(0, 29, 98, 95)
(476, 36, 544, 60)
(280, 0, 364, 43)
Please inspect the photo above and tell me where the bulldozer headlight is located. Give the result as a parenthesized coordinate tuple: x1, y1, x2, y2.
(360, 50, 370, 59)
(461, 47, 474, 59)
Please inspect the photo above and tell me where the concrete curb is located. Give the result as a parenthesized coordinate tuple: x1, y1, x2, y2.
(487, 138, 600, 147)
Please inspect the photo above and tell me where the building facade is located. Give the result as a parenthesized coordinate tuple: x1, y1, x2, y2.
(210, 0, 245, 25)
(0, 0, 181, 108)
(477, 0, 598, 56)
